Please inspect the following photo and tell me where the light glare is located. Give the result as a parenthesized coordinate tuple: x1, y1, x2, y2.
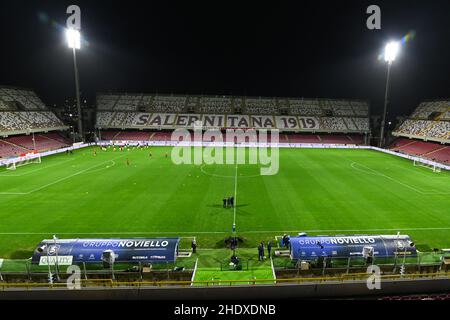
(384, 41, 399, 63)
(66, 29, 81, 49)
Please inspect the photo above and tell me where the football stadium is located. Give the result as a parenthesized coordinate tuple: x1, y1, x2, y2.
(0, 0, 449, 305)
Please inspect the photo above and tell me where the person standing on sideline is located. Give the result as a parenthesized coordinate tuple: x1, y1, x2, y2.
(260, 241, 265, 257)
(282, 234, 288, 248)
(223, 197, 227, 208)
(258, 243, 264, 261)
(267, 241, 272, 258)
(191, 239, 197, 254)
(230, 196, 234, 208)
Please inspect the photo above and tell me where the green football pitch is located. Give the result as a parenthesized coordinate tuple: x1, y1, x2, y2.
(0, 146, 449, 259)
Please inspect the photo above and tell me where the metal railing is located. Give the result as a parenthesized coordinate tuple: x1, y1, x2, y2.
(1, 271, 448, 291)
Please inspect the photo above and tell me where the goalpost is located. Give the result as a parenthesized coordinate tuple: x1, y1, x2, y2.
(6, 152, 41, 171)
(413, 159, 441, 173)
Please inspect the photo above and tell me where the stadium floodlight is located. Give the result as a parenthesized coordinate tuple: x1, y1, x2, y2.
(384, 41, 399, 63)
(379, 41, 401, 147)
(66, 28, 81, 50)
(66, 28, 83, 141)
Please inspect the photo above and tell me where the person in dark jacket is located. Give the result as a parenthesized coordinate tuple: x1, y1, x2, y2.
(282, 234, 287, 248)
(258, 243, 264, 261)
(191, 239, 197, 254)
(267, 241, 272, 258)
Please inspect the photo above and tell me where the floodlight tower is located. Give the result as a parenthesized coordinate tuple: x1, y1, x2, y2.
(379, 41, 400, 147)
(66, 28, 83, 141)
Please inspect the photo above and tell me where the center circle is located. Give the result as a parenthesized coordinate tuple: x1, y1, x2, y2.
(200, 164, 261, 178)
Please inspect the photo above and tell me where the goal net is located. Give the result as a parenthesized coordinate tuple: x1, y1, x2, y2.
(413, 159, 441, 173)
(6, 152, 41, 170)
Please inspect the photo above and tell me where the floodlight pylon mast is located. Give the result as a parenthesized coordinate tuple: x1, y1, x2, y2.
(72, 46, 83, 141)
(379, 61, 392, 148)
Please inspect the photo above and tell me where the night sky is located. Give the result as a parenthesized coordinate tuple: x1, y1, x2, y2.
(1, 0, 449, 120)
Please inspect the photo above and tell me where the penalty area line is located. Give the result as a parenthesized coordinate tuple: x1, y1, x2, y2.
(0, 156, 126, 196)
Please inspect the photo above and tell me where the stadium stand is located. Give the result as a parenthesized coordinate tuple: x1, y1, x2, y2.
(0, 139, 28, 158)
(244, 98, 278, 115)
(115, 95, 141, 111)
(390, 138, 450, 164)
(285, 134, 321, 143)
(393, 100, 449, 142)
(0, 132, 71, 158)
(0, 86, 70, 158)
(151, 95, 187, 113)
(198, 96, 233, 114)
(0, 86, 67, 134)
(95, 94, 370, 136)
(320, 117, 347, 131)
(150, 131, 173, 142)
(97, 94, 119, 110)
(114, 131, 152, 141)
(100, 130, 120, 140)
(289, 99, 322, 116)
(96, 111, 116, 127)
(0, 87, 46, 110)
(0, 112, 29, 131)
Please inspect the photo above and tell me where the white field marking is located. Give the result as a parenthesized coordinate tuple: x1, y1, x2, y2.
(270, 257, 277, 284)
(191, 258, 199, 286)
(199, 164, 260, 179)
(350, 162, 379, 176)
(0, 158, 76, 177)
(0, 227, 449, 235)
(78, 160, 116, 175)
(390, 163, 447, 179)
(349, 161, 450, 195)
(0, 156, 127, 196)
(233, 163, 238, 227)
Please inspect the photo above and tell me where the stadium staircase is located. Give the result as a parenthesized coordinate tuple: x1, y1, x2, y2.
(111, 131, 121, 139)
(423, 145, 448, 157)
(38, 133, 65, 144)
(392, 139, 417, 150)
